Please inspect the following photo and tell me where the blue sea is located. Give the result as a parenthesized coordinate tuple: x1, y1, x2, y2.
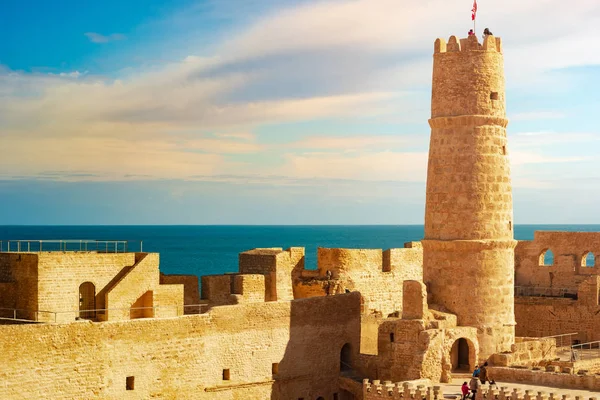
(1, 225, 599, 277)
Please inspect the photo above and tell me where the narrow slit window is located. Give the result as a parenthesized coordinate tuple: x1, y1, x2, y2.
(390, 332, 395, 343)
(126, 376, 135, 391)
(223, 369, 230, 380)
(272, 363, 279, 376)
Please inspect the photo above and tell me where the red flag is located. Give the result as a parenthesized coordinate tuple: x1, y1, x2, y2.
(471, 0, 477, 21)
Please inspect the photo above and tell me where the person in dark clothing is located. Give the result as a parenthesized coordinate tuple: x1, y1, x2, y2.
(468, 29, 475, 36)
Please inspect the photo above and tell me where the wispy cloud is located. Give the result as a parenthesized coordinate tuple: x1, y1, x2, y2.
(84, 32, 126, 44)
(1, 0, 600, 189)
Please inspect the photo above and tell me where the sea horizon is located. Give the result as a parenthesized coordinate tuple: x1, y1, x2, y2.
(1, 224, 598, 276)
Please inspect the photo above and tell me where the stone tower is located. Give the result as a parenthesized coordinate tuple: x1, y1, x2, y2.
(422, 34, 517, 360)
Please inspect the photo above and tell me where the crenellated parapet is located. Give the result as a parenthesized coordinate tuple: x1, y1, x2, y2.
(363, 379, 442, 400)
(479, 385, 596, 400)
(434, 34, 502, 54)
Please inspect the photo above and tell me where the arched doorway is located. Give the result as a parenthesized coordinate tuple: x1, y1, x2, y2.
(451, 338, 471, 372)
(79, 282, 96, 319)
(340, 343, 352, 371)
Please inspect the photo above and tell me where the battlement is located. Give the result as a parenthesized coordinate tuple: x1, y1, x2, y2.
(362, 379, 439, 400)
(434, 35, 502, 54)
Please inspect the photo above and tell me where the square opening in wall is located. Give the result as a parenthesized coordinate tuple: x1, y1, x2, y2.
(390, 332, 395, 343)
(223, 369, 230, 380)
(272, 363, 279, 376)
(490, 92, 499, 100)
(126, 376, 135, 390)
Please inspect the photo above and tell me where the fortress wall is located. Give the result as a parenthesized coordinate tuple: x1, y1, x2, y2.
(515, 231, 600, 290)
(105, 253, 161, 321)
(36, 252, 137, 318)
(487, 366, 600, 391)
(0, 253, 39, 313)
(302, 246, 423, 317)
(160, 273, 200, 308)
(0, 292, 361, 400)
(239, 248, 300, 301)
(514, 287, 600, 342)
(232, 274, 266, 303)
(201, 274, 236, 305)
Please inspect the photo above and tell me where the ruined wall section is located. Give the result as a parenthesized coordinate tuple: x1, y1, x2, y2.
(515, 231, 600, 290)
(0, 293, 361, 400)
(515, 275, 600, 342)
(294, 244, 423, 317)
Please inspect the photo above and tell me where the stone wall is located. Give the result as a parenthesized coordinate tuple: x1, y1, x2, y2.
(0, 292, 361, 400)
(515, 231, 600, 290)
(0, 253, 39, 315)
(295, 244, 423, 317)
(514, 276, 600, 342)
(488, 366, 600, 391)
(489, 338, 556, 367)
(36, 252, 136, 322)
(160, 273, 200, 309)
(239, 247, 302, 302)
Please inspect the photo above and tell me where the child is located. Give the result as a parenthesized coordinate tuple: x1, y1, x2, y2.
(461, 381, 470, 400)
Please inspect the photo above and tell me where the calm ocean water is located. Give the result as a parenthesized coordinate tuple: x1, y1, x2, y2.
(0, 225, 599, 276)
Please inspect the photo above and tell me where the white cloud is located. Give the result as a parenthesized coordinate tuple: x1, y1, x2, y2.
(84, 32, 126, 44)
(2, 0, 600, 187)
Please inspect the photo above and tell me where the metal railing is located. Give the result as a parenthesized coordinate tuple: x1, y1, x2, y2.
(0, 307, 58, 322)
(0, 240, 143, 253)
(514, 286, 577, 299)
(0, 304, 209, 324)
(571, 341, 600, 361)
(541, 333, 579, 360)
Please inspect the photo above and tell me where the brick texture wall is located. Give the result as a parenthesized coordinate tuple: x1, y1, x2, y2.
(0, 292, 361, 400)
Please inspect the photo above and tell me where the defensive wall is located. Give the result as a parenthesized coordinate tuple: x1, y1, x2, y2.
(201, 245, 424, 319)
(0, 292, 361, 400)
(0, 252, 195, 323)
(514, 232, 600, 342)
(358, 281, 479, 384)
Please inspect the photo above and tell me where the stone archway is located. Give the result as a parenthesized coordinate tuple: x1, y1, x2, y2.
(451, 338, 472, 372)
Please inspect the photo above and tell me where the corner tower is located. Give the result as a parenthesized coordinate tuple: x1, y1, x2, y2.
(422, 34, 516, 360)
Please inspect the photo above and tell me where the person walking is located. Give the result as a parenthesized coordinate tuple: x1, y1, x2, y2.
(469, 376, 480, 400)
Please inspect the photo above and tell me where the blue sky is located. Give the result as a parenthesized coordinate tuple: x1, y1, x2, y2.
(1, 0, 599, 224)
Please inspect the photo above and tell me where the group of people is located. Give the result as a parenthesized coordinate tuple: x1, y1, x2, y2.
(467, 27, 494, 40)
(460, 362, 497, 400)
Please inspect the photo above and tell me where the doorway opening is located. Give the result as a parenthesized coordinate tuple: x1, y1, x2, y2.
(79, 282, 96, 320)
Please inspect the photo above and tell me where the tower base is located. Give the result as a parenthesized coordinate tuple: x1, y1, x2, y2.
(422, 239, 517, 361)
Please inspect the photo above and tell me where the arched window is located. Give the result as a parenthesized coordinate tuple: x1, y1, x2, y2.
(539, 249, 554, 266)
(583, 252, 595, 268)
(79, 282, 96, 319)
(340, 343, 352, 371)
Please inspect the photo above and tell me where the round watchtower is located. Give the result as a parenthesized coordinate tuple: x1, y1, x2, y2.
(422, 34, 517, 360)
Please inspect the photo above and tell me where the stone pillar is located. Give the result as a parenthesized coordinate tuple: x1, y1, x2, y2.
(423, 34, 516, 360)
